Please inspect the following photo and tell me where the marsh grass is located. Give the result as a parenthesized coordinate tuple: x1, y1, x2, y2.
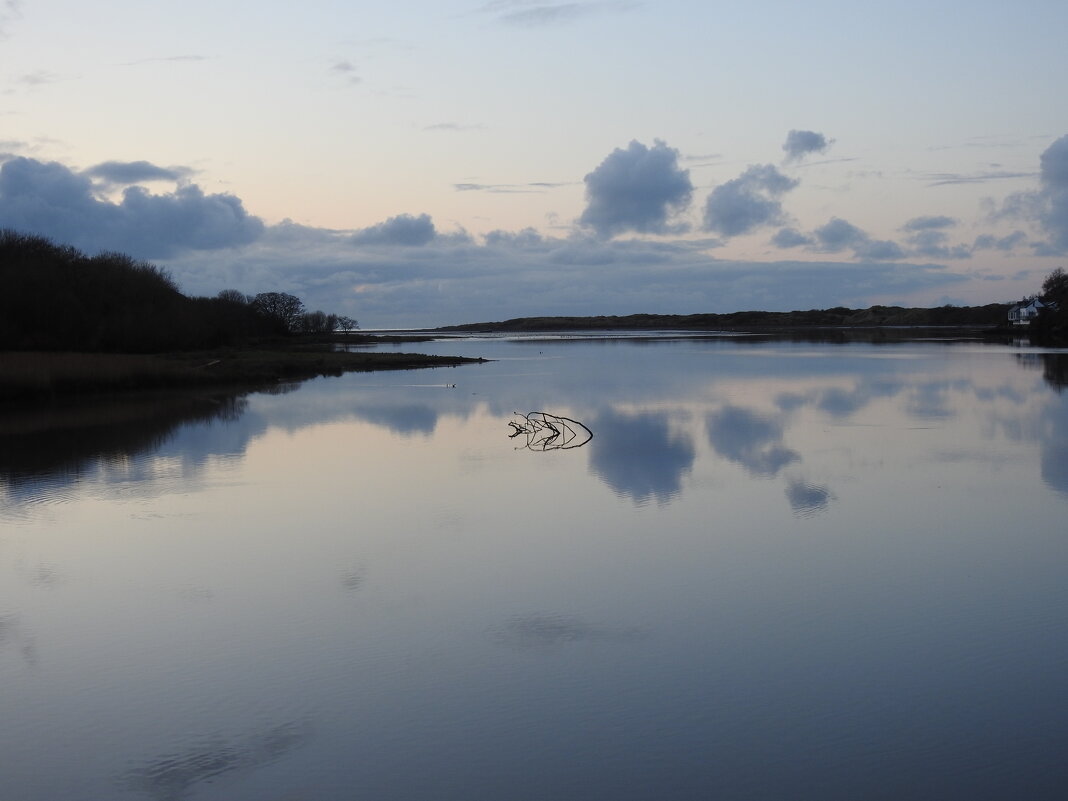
(0, 349, 484, 401)
(0, 353, 183, 397)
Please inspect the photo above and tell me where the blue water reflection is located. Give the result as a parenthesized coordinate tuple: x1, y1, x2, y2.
(587, 408, 695, 503)
(707, 405, 799, 476)
(3, 337, 1068, 800)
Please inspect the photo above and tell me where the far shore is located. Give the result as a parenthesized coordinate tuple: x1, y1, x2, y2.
(433, 304, 1012, 333)
(0, 300, 1046, 403)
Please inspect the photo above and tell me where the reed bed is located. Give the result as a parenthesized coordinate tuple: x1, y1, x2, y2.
(0, 350, 483, 402)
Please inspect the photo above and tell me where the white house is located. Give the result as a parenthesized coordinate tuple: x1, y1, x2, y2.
(1008, 298, 1045, 325)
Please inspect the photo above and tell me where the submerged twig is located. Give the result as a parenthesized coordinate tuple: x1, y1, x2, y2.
(508, 411, 593, 451)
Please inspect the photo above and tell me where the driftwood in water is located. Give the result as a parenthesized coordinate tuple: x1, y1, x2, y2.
(508, 411, 593, 451)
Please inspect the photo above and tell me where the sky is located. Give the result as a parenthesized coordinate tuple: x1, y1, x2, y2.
(2, 0, 1068, 328)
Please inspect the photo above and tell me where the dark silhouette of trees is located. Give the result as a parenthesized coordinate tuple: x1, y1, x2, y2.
(1034, 267, 1068, 343)
(1042, 268, 1068, 305)
(297, 311, 360, 333)
(1, 230, 186, 351)
(250, 292, 305, 334)
(0, 229, 358, 352)
(299, 310, 333, 334)
(216, 288, 249, 305)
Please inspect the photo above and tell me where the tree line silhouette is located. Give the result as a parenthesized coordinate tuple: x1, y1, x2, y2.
(0, 230, 357, 352)
(1031, 267, 1068, 343)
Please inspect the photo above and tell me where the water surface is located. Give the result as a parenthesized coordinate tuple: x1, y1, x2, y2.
(3, 336, 1068, 800)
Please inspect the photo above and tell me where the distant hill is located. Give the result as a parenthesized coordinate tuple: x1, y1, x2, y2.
(438, 304, 1012, 333)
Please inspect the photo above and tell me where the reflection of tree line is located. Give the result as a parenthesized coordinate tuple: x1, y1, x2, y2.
(5, 353, 1068, 512)
(1015, 352, 1068, 392)
(1041, 353, 1068, 392)
(0, 391, 252, 494)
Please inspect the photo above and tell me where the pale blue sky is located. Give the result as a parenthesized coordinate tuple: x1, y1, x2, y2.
(2, 0, 1067, 326)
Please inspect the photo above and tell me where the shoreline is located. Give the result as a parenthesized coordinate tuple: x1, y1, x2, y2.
(0, 348, 487, 403)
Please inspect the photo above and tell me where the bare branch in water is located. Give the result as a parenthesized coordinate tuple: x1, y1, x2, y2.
(508, 412, 592, 451)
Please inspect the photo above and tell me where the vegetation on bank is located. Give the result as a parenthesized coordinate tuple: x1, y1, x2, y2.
(4, 227, 1065, 403)
(438, 303, 1012, 333)
(1030, 268, 1068, 344)
(0, 349, 483, 402)
(0, 229, 484, 400)
(435, 269, 1068, 345)
(0, 230, 356, 352)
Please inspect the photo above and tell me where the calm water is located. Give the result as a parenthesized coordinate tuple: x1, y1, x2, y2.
(2, 335, 1068, 800)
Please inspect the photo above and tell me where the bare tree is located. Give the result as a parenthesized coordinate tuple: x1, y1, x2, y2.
(250, 292, 305, 333)
(216, 288, 248, 305)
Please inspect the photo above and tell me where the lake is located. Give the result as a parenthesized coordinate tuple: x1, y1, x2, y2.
(2, 334, 1068, 800)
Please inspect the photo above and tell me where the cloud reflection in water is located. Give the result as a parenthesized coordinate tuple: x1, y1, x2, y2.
(785, 480, 836, 517)
(707, 405, 799, 477)
(587, 408, 695, 504)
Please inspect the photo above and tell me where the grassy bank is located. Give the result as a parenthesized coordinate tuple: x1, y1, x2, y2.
(0, 349, 485, 402)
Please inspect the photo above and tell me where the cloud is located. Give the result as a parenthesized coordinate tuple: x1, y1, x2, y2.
(579, 139, 693, 238)
(501, 3, 588, 25)
(902, 215, 957, 231)
(352, 213, 437, 246)
(479, 1, 638, 27)
(16, 70, 64, 86)
(160, 227, 968, 328)
(0, 156, 263, 258)
(811, 216, 862, 250)
(858, 239, 907, 260)
(898, 216, 970, 259)
(1037, 134, 1068, 251)
(118, 55, 206, 66)
(423, 122, 484, 132)
(924, 170, 1035, 186)
(0, 0, 20, 39)
(83, 160, 194, 185)
(1, 153, 974, 328)
(782, 129, 833, 163)
(904, 229, 971, 259)
(973, 231, 1027, 252)
(703, 164, 798, 237)
(681, 152, 722, 164)
(0, 139, 27, 158)
(993, 134, 1068, 253)
(330, 60, 362, 84)
(812, 217, 905, 260)
(770, 227, 811, 248)
(454, 181, 566, 193)
(804, 208, 1024, 261)
(483, 227, 544, 246)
